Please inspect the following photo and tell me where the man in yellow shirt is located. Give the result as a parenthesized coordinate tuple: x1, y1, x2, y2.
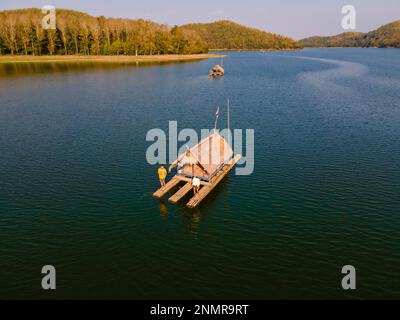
(158, 165, 167, 187)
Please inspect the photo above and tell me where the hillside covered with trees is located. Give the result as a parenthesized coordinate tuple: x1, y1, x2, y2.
(0, 9, 302, 56)
(300, 20, 400, 48)
(300, 32, 363, 48)
(0, 8, 208, 55)
(182, 20, 302, 50)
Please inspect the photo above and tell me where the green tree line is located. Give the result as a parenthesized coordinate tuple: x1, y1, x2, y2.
(182, 20, 303, 50)
(300, 20, 400, 48)
(0, 8, 208, 55)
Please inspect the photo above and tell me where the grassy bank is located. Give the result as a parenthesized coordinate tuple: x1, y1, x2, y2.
(0, 54, 224, 64)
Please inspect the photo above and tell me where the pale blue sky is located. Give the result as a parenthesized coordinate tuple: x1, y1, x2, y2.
(1, 0, 399, 39)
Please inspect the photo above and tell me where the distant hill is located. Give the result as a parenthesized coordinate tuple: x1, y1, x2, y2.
(182, 20, 303, 50)
(300, 20, 400, 48)
(300, 32, 363, 48)
(361, 20, 400, 47)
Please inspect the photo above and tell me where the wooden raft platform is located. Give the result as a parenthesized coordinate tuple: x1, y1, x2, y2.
(168, 182, 192, 204)
(153, 154, 241, 208)
(152, 177, 181, 198)
(186, 154, 240, 208)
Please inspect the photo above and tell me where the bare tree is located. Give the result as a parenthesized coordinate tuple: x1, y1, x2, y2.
(57, 16, 69, 54)
(3, 15, 18, 54)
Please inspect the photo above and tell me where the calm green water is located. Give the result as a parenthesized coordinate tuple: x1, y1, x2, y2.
(0, 49, 399, 299)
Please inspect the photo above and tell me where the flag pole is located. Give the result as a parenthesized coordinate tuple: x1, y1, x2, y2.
(227, 98, 231, 145)
(227, 98, 230, 134)
(214, 106, 219, 132)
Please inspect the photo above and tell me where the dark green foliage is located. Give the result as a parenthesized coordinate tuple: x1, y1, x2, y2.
(181, 20, 303, 50)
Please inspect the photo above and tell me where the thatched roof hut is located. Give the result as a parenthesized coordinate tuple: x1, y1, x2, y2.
(209, 64, 225, 77)
(169, 131, 234, 181)
(212, 65, 225, 73)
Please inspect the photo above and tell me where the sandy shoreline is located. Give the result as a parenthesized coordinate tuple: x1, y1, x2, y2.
(0, 53, 225, 64)
(209, 48, 303, 52)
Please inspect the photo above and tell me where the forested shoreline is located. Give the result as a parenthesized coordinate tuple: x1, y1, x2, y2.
(0, 8, 302, 56)
(0, 8, 208, 56)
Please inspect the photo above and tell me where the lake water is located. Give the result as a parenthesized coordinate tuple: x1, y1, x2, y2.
(0, 49, 399, 299)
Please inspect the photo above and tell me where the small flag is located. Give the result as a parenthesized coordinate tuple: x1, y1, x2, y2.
(214, 106, 220, 130)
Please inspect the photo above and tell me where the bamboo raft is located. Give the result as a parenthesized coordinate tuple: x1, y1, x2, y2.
(153, 130, 241, 208)
(209, 64, 225, 78)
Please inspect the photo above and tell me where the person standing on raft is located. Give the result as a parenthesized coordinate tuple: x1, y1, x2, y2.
(158, 165, 167, 187)
(192, 176, 200, 195)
